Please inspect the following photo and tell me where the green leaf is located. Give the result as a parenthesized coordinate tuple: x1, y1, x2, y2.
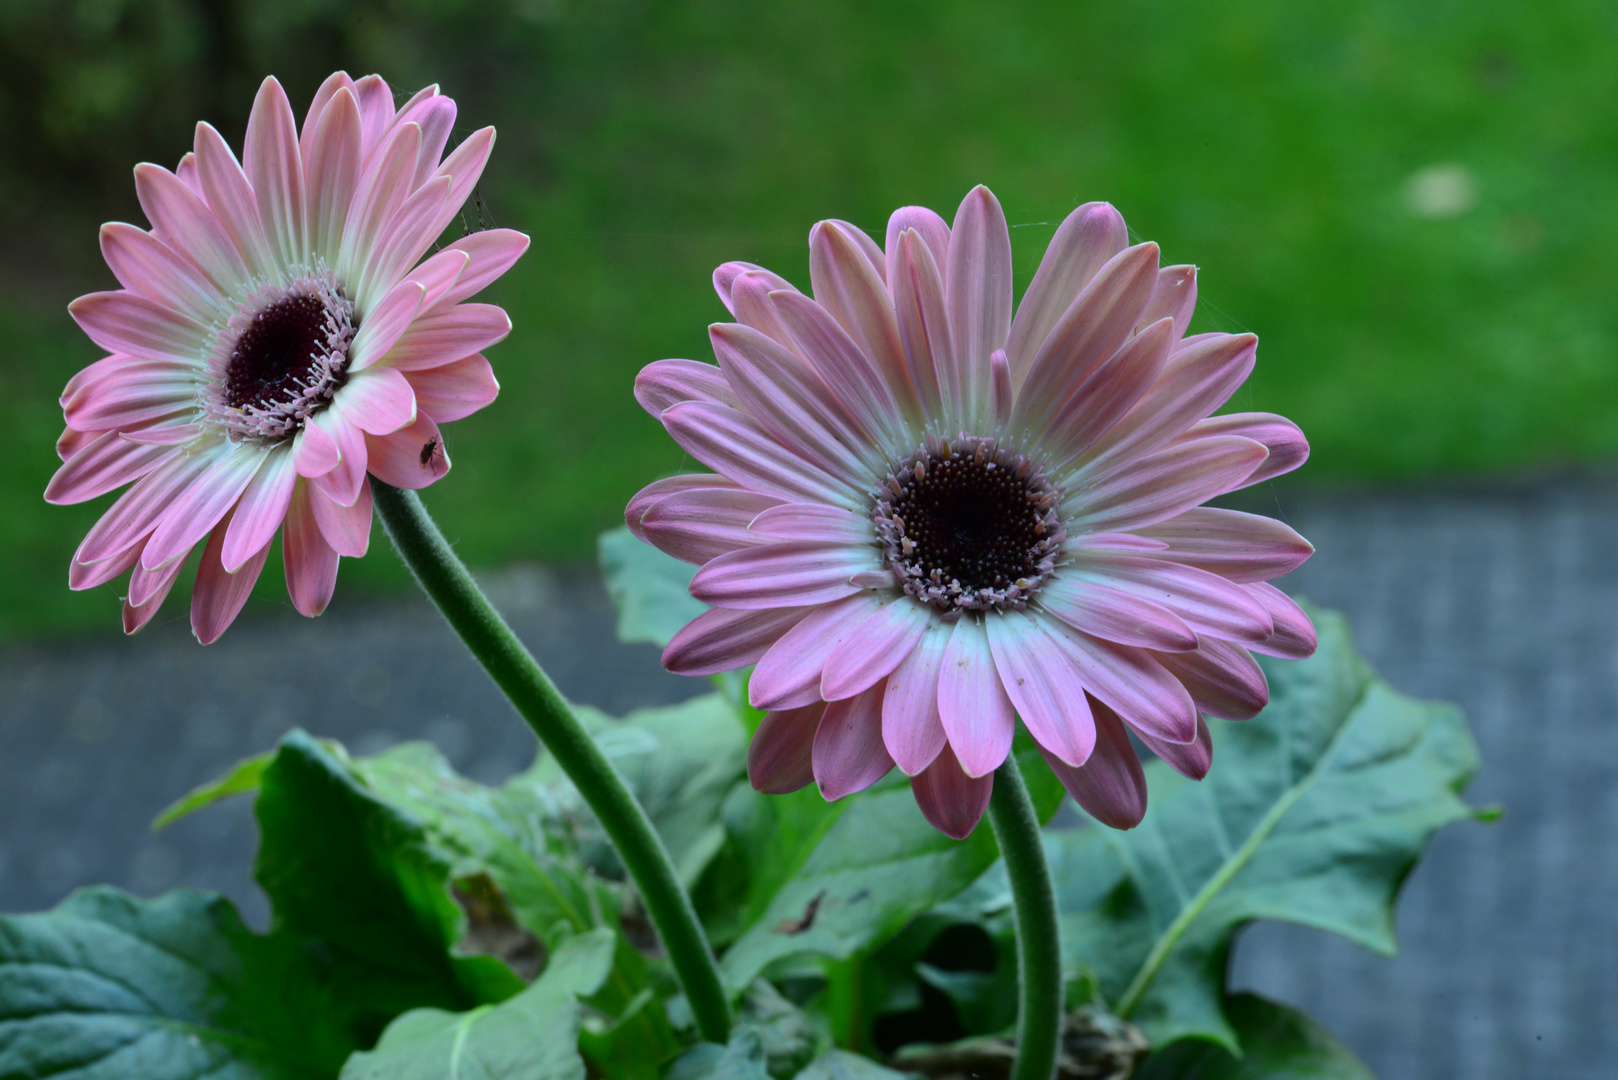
(153, 750, 273, 830)
(792, 1050, 916, 1079)
(718, 734, 1064, 996)
(1057, 608, 1482, 1050)
(1134, 993, 1375, 1079)
(0, 887, 362, 1079)
(598, 525, 704, 648)
(338, 928, 617, 1080)
(667, 1029, 774, 1080)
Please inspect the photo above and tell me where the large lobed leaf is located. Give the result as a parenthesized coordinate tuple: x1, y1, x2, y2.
(598, 525, 704, 648)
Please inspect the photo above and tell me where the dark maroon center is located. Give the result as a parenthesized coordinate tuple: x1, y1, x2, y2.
(222, 294, 340, 412)
(888, 451, 1043, 594)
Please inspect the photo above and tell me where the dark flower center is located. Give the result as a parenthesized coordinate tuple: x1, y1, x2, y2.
(873, 435, 1064, 614)
(223, 294, 342, 412)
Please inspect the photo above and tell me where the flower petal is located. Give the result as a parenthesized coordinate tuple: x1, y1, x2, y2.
(1043, 620, 1200, 745)
(748, 503, 871, 544)
(881, 621, 950, 775)
(76, 451, 214, 565)
(1042, 317, 1175, 469)
(689, 541, 878, 609)
(986, 609, 1097, 767)
(221, 446, 296, 572)
(714, 260, 795, 315)
(408, 354, 499, 424)
(1136, 265, 1198, 338)
(350, 280, 427, 372)
(813, 683, 894, 800)
(124, 554, 186, 635)
(945, 186, 1013, 424)
(938, 617, 1017, 778)
(310, 478, 373, 558)
(1137, 715, 1214, 781)
(635, 359, 738, 416)
(821, 597, 931, 701)
(1062, 553, 1274, 644)
(1153, 638, 1268, 720)
(436, 229, 531, 308)
(750, 595, 881, 710)
(304, 86, 363, 266)
(292, 417, 341, 478)
(889, 228, 953, 420)
(641, 486, 779, 565)
(1041, 699, 1148, 830)
(748, 703, 823, 794)
(194, 122, 274, 277)
(283, 481, 339, 617)
(142, 448, 264, 571)
(626, 474, 741, 543)
(339, 120, 421, 290)
(1036, 575, 1199, 653)
(69, 291, 209, 364)
(663, 604, 811, 676)
(1005, 201, 1128, 383)
(910, 743, 993, 840)
(339, 365, 417, 435)
(382, 302, 511, 371)
(1180, 412, 1310, 488)
(243, 77, 307, 267)
(134, 164, 249, 293)
(46, 432, 176, 506)
(99, 223, 222, 323)
(662, 401, 860, 507)
(884, 206, 950, 281)
(810, 221, 917, 417)
(1246, 583, 1318, 659)
(1135, 507, 1313, 584)
(1070, 435, 1269, 534)
(356, 175, 452, 313)
(770, 290, 907, 450)
(71, 535, 144, 591)
(191, 514, 272, 645)
(308, 409, 368, 506)
(365, 413, 449, 490)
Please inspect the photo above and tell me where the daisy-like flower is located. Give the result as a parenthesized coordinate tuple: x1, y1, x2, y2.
(47, 73, 528, 643)
(627, 187, 1316, 838)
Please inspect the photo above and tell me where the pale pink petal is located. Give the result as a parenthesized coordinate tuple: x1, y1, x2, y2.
(120, 423, 202, 446)
(194, 122, 274, 276)
(945, 186, 1013, 423)
(1070, 436, 1269, 534)
(809, 221, 917, 417)
(310, 479, 373, 557)
(640, 487, 779, 564)
(308, 410, 368, 506)
(68, 292, 209, 364)
(408, 355, 499, 423)
(352, 74, 397, 159)
(1181, 412, 1309, 488)
(714, 261, 795, 315)
(1012, 242, 1160, 436)
(124, 555, 186, 635)
(421, 128, 495, 241)
(820, 598, 931, 701)
(1041, 318, 1175, 469)
(884, 207, 950, 281)
(770, 290, 907, 448)
(1082, 333, 1259, 468)
(626, 474, 743, 543)
(689, 541, 879, 609)
(813, 684, 894, 800)
(889, 228, 952, 418)
(989, 348, 1013, 428)
(1005, 202, 1128, 382)
(730, 272, 808, 357)
(911, 744, 992, 840)
(1041, 699, 1148, 830)
(1135, 507, 1313, 584)
(1153, 638, 1268, 720)
(355, 176, 452, 311)
(938, 617, 1017, 777)
(436, 229, 531, 308)
(1137, 715, 1214, 781)
(635, 359, 739, 416)
(46, 432, 176, 506)
(175, 152, 202, 196)
(398, 93, 456, 187)
(1043, 620, 1200, 745)
(191, 523, 272, 645)
(750, 595, 881, 710)
(1036, 576, 1198, 653)
(1136, 265, 1198, 338)
(1063, 553, 1274, 644)
(822, 219, 886, 281)
(662, 401, 860, 507)
(292, 417, 341, 478)
(99, 223, 222, 323)
(365, 413, 449, 489)
(339, 120, 420, 285)
(304, 87, 363, 265)
(881, 621, 950, 775)
(402, 248, 471, 311)
(243, 77, 307, 266)
(1246, 583, 1318, 659)
(382, 302, 511, 371)
(63, 361, 194, 432)
(133, 164, 249, 292)
(350, 280, 427, 371)
(748, 503, 871, 544)
(299, 72, 355, 160)
(985, 610, 1097, 767)
(141, 450, 264, 571)
(663, 605, 811, 676)
(221, 447, 296, 572)
(338, 365, 417, 435)
(77, 451, 215, 565)
(71, 535, 144, 591)
(283, 481, 340, 617)
(748, 703, 823, 794)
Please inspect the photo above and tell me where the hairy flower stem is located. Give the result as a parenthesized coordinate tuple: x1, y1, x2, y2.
(987, 754, 1063, 1080)
(373, 481, 733, 1042)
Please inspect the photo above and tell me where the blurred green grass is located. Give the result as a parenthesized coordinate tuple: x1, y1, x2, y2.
(5, 0, 1618, 640)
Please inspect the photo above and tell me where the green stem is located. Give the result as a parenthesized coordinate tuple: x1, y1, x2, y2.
(986, 754, 1063, 1080)
(372, 481, 733, 1043)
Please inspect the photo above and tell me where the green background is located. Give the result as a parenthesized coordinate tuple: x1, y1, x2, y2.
(3, 0, 1615, 639)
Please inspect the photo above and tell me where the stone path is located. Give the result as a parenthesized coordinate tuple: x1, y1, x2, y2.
(3, 481, 1616, 1079)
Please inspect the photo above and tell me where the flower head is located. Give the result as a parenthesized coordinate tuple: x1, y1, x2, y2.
(629, 186, 1315, 837)
(48, 73, 529, 642)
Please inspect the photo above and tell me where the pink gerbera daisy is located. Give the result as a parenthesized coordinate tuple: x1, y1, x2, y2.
(46, 73, 528, 643)
(627, 186, 1316, 838)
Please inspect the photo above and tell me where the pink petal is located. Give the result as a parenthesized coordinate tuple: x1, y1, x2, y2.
(133, 164, 249, 293)
(1042, 318, 1175, 469)
(311, 478, 373, 557)
(635, 359, 738, 417)
(1136, 265, 1198, 338)
(884, 207, 950, 281)
(661, 402, 859, 508)
(308, 410, 368, 506)
(408, 354, 499, 423)
(63, 361, 194, 433)
(423, 127, 495, 241)
(141, 450, 264, 571)
(350, 280, 427, 371)
(293, 417, 341, 478)
(1154, 638, 1268, 720)
(221, 447, 296, 572)
(120, 423, 202, 446)
(1012, 242, 1160, 436)
(809, 221, 916, 417)
(382, 302, 511, 371)
(1135, 507, 1313, 584)
(353, 74, 397, 158)
(1246, 583, 1318, 659)
(881, 622, 950, 775)
(689, 541, 878, 609)
(822, 219, 886, 281)
(191, 516, 272, 645)
(938, 617, 1016, 778)
(436, 229, 531, 308)
(355, 175, 452, 312)
(1043, 620, 1199, 745)
(99, 223, 222, 323)
(641, 486, 779, 565)
(365, 413, 449, 490)
(821, 598, 931, 701)
(243, 77, 307, 267)
(911, 744, 993, 840)
(399, 93, 457, 187)
(989, 349, 1012, 428)
(123, 555, 186, 635)
(1071, 436, 1269, 534)
(663, 604, 811, 676)
(69, 291, 208, 364)
(194, 122, 274, 276)
(731, 272, 808, 357)
(299, 72, 356, 161)
(71, 532, 144, 591)
(985, 610, 1097, 767)
(77, 451, 214, 566)
(813, 683, 894, 800)
(1064, 553, 1274, 644)
(750, 595, 881, 710)
(1083, 332, 1259, 468)
(626, 474, 742, 544)
(714, 261, 796, 315)
(748, 503, 870, 544)
(1005, 202, 1129, 382)
(339, 365, 417, 436)
(1041, 699, 1147, 830)
(46, 432, 175, 506)
(770, 290, 907, 448)
(748, 703, 823, 794)
(283, 481, 340, 617)
(889, 228, 952, 418)
(402, 248, 471, 311)
(1137, 715, 1214, 781)
(304, 87, 362, 265)
(945, 186, 1013, 423)
(1037, 574, 1199, 653)
(1182, 412, 1310, 488)
(339, 120, 420, 284)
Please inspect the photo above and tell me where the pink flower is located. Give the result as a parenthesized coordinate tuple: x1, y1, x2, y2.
(47, 73, 528, 643)
(628, 187, 1316, 838)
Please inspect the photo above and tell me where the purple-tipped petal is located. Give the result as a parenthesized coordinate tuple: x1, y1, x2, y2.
(1246, 583, 1318, 659)
(1135, 507, 1314, 584)
(1153, 638, 1269, 720)
(821, 597, 931, 701)
(809, 221, 916, 417)
(1044, 621, 1200, 745)
(244, 77, 307, 267)
(310, 478, 373, 558)
(748, 503, 870, 544)
(221, 448, 296, 572)
(46, 432, 175, 506)
(945, 186, 1013, 422)
(1036, 575, 1199, 653)
(663, 605, 810, 677)
(635, 358, 739, 416)
(1063, 553, 1275, 644)
(749, 703, 823, 794)
(1183, 412, 1310, 488)
(191, 515, 272, 645)
(890, 228, 953, 418)
(1071, 436, 1270, 534)
(690, 541, 878, 609)
(1138, 715, 1214, 781)
(1042, 318, 1175, 469)
(409, 354, 499, 423)
(750, 595, 880, 710)
(662, 401, 860, 507)
(1041, 699, 1148, 829)
(640, 486, 778, 565)
(1135, 265, 1198, 339)
(626, 474, 744, 543)
(283, 481, 339, 617)
(911, 744, 992, 840)
(813, 683, 894, 800)
(1005, 201, 1128, 382)
(365, 414, 449, 490)
(884, 206, 950, 274)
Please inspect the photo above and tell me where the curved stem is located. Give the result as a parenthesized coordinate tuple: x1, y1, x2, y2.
(987, 754, 1063, 1080)
(372, 481, 733, 1042)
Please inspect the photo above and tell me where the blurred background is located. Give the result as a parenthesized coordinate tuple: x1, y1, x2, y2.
(3, 2, 1618, 1078)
